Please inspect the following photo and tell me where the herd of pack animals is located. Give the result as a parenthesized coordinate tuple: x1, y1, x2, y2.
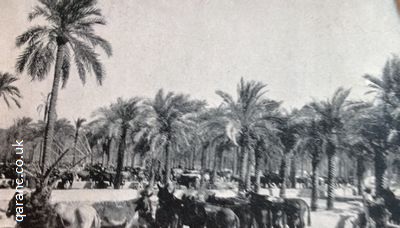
(0, 163, 399, 228)
(1, 0, 400, 227)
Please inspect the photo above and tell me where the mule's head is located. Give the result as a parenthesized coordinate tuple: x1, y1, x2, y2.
(157, 183, 175, 206)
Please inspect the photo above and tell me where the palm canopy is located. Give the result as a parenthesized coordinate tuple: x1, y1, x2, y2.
(0, 72, 22, 108)
(305, 87, 351, 147)
(364, 56, 400, 107)
(16, 0, 112, 86)
(92, 97, 143, 139)
(141, 89, 206, 155)
(216, 78, 282, 149)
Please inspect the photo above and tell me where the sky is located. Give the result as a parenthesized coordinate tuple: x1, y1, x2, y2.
(1, 0, 400, 128)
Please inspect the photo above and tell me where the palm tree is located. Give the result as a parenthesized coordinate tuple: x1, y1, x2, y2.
(277, 113, 302, 197)
(16, 0, 112, 176)
(93, 97, 142, 189)
(142, 89, 205, 183)
(216, 78, 281, 191)
(295, 115, 324, 211)
(0, 72, 22, 109)
(342, 101, 374, 195)
(306, 87, 351, 210)
(72, 118, 86, 165)
(364, 56, 400, 196)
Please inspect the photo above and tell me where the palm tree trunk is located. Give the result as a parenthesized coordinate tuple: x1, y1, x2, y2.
(279, 154, 288, 198)
(356, 155, 365, 195)
(326, 153, 335, 210)
(212, 148, 218, 185)
(289, 154, 297, 188)
(114, 126, 128, 189)
(239, 146, 248, 191)
(41, 43, 66, 176)
(311, 158, 319, 211)
(164, 140, 172, 184)
(245, 150, 253, 191)
(255, 148, 263, 193)
(374, 149, 387, 197)
(106, 138, 112, 167)
(131, 151, 135, 167)
(200, 143, 207, 187)
(233, 147, 238, 176)
(149, 158, 156, 187)
(190, 148, 195, 169)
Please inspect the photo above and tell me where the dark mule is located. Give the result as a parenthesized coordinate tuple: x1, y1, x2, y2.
(283, 198, 311, 228)
(248, 192, 285, 228)
(156, 183, 182, 228)
(204, 204, 240, 228)
(136, 186, 156, 228)
(206, 194, 254, 228)
(181, 194, 208, 228)
(380, 188, 400, 224)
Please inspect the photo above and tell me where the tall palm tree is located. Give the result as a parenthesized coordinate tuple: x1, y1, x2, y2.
(16, 0, 112, 176)
(93, 97, 142, 189)
(277, 113, 302, 197)
(216, 78, 281, 191)
(306, 87, 351, 210)
(0, 72, 22, 109)
(342, 101, 374, 195)
(142, 89, 205, 183)
(364, 56, 400, 196)
(295, 114, 324, 211)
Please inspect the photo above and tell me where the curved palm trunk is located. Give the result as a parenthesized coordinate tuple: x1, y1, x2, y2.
(374, 150, 387, 197)
(311, 158, 319, 211)
(41, 43, 66, 176)
(326, 153, 335, 210)
(114, 126, 128, 189)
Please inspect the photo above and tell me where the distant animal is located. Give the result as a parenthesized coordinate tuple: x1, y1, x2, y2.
(177, 174, 199, 189)
(264, 172, 283, 187)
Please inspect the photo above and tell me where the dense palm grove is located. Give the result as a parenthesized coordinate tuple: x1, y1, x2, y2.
(1, 0, 400, 228)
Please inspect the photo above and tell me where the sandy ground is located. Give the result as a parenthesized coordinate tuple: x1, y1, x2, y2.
(0, 184, 368, 228)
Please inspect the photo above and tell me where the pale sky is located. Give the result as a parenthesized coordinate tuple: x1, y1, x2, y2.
(1, 0, 400, 128)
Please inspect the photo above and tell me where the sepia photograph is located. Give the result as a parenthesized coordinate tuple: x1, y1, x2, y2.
(0, 0, 400, 227)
